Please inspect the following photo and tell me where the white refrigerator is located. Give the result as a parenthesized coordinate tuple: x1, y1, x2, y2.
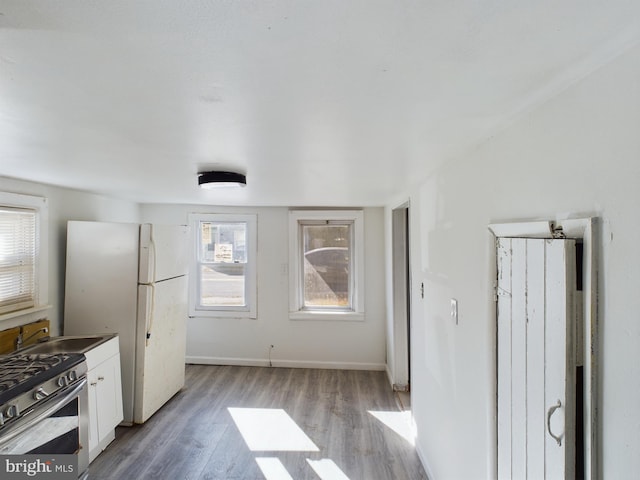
(64, 221, 189, 425)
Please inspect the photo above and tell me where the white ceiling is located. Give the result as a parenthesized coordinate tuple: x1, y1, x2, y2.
(1, 1, 639, 206)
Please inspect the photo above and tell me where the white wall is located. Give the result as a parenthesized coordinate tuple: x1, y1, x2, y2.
(0, 176, 140, 335)
(141, 204, 387, 370)
(400, 44, 640, 479)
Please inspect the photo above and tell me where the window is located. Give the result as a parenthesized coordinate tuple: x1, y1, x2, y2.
(289, 210, 364, 320)
(0, 192, 48, 318)
(189, 213, 257, 318)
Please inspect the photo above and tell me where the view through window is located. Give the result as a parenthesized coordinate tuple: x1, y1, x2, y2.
(197, 221, 247, 307)
(302, 223, 352, 309)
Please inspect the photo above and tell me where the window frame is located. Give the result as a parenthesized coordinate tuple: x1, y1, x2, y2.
(0, 192, 49, 321)
(188, 213, 257, 319)
(288, 210, 364, 321)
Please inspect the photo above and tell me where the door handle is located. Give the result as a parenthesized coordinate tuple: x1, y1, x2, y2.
(546, 400, 563, 446)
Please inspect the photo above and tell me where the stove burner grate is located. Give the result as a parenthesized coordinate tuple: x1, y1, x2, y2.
(0, 353, 85, 404)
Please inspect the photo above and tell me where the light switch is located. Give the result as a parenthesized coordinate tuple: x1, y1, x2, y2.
(451, 298, 458, 325)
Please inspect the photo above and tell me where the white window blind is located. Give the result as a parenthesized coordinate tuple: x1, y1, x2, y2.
(0, 207, 36, 314)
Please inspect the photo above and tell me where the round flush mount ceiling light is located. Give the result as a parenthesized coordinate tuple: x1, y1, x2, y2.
(198, 171, 247, 189)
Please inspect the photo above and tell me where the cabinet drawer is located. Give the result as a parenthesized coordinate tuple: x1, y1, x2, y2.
(84, 336, 120, 370)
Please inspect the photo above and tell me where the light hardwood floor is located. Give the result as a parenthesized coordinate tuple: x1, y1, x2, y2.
(88, 365, 428, 480)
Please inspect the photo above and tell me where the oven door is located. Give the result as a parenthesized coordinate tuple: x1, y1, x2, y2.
(0, 378, 89, 478)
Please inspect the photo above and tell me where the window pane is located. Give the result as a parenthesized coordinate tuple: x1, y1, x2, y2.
(198, 221, 247, 307)
(199, 222, 247, 264)
(302, 224, 351, 308)
(199, 264, 245, 306)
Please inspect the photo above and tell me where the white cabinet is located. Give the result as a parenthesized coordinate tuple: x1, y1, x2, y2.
(84, 336, 124, 463)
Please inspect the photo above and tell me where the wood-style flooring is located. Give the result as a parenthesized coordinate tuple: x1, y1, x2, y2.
(88, 365, 428, 480)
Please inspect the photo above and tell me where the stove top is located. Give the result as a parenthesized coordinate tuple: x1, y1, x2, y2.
(0, 353, 85, 406)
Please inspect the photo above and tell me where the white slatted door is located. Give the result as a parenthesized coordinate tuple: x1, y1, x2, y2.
(497, 238, 576, 480)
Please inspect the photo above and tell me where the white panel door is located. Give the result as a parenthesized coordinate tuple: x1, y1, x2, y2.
(497, 238, 576, 480)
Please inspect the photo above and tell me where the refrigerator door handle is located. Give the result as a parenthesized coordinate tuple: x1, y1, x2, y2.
(147, 284, 155, 345)
(140, 284, 155, 346)
(139, 223, 158, 285)
(149, 235, 157, 284)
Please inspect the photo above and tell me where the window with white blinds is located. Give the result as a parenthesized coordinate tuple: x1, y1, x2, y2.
(0, 207, 37, 315)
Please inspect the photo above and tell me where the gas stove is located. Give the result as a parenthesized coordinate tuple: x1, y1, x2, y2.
(0, 351, 89, 479)
(0, 352, 87, 429)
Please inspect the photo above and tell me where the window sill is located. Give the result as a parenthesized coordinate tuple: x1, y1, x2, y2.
(289, 311, 365, 322)
(189, 309, 256, 319)
(0, 305, 52, 323)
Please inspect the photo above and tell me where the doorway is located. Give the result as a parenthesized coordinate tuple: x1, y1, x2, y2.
(392, 204, 411, 392)
(489, 218, 598, 480)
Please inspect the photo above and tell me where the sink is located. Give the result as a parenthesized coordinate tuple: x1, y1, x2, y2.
(19, 335, 112, 354)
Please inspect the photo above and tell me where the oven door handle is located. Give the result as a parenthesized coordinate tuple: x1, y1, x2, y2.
(0, 378, 87, 447)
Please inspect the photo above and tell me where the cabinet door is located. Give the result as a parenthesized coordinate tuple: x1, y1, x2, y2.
(95, 353, 124, 438)
(87, 373, 100, 457)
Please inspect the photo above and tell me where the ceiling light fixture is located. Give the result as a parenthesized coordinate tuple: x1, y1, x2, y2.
(198, 170, 247, 189)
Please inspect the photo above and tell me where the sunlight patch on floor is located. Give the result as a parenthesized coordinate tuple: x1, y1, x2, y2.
(228, 407, 320, 452)
(368, 410, 416, 445)
(255, 457, 294, 480)
(306, 458, 352, 480)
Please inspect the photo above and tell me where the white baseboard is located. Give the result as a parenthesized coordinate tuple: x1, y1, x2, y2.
(186, 356, 269, 367)
(415, 438, 436, 480)
(185, 356, 386, 371)
(385, 364, 394, 387)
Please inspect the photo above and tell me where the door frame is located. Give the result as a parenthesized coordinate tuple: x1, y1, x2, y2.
(489, 218, 598, 480)
(391, 203, 411, 391)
